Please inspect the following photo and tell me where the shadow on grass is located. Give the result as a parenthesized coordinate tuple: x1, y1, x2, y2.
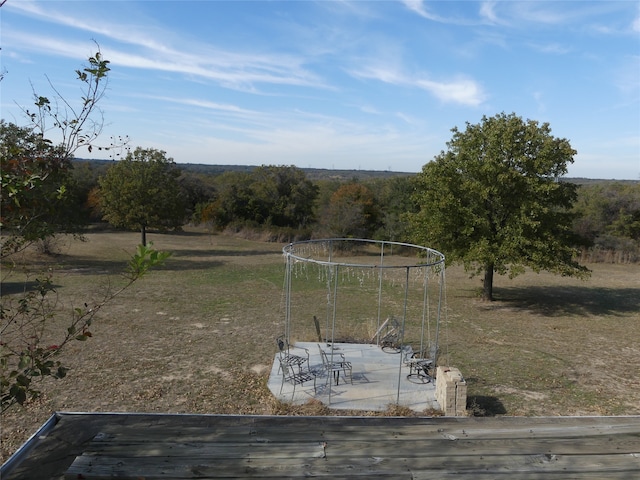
(466, 395, 507, 416)
(168, 248, 280, 259)
(52, 257, 227, 274)
(6, 248, 275, 278)
(85, 226, 210, 238)
(494, 285, 640, 317)
(0, 280, 63, 296)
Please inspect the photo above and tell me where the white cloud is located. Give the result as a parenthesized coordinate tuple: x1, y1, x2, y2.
(5, 32, 95, 61)
(395, 112, 424, 126)
(108, 48, 323, 90)
(163, 124, 436, 171)
(479, 1, 500, 25)
(399, 0, 474, 25)
(416, 78, 486, 106)
(356, 104, 381, 115)
(400, 0, 438, 21)
(144, 95, 258, 117)
(5, 2, 327, 92)
(353, 66, 403, 85)
(6, 31, 325, 94)
(506, 2, 571, 25)
(351, 66, 486, 107)
(532, 91, 547, 113)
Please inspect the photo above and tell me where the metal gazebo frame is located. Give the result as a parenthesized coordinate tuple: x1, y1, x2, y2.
(282, 238, 446, 404)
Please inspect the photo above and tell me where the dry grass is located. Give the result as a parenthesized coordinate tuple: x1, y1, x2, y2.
(2, 226, 639, 462)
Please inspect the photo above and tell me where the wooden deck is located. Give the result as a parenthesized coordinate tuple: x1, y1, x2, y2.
(3, 413, 640, 479)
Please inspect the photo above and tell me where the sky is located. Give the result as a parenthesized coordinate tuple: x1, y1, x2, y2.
(1, 1, 639, 179)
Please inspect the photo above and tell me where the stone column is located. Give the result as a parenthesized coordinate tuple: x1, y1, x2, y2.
(435, 366, 467, 416)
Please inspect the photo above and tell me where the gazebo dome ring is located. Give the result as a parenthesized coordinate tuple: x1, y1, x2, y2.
(282, 238, 445, 269)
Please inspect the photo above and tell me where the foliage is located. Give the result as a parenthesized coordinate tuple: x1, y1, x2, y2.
(196, 166, 318, 233)
(71, 160, 112, 222)
(205, 171, 255, 229)
(98, 148, 186, 245)
(250, 165, 318, 228)
(573, 182, 640, 241)
(1, 48, 113, 257)
(572, 182, 640, 263)
(367, 175, 415, 241)
(178, 172, 216, 223)
(0, 122, 79, 257)
(323, 182, 379, 238)
(21, 48, 112, 159)
(0, 243, 171, 412)
(0, 47, 174, 413)
(409, 112, 590, 301)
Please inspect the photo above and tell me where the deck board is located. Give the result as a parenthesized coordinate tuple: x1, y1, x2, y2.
(2, 413, 639, 479)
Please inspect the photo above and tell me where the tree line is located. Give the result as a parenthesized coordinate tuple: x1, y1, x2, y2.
(3, 113, 638, 270)
(58, 154, 638, 264)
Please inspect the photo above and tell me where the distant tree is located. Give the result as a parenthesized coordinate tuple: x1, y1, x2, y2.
(368, 176, 416, 241)
(314, 179, 343, 225)
(204, 171, 255, 229)
(71, 160, 111, 221)
(610, 206, 640, 241)
(198, 166, 317, 233)
(409, 112, 590, 301)
(178, 171, 216, 223)
(98, 148, 185, 245)
(572, 182, 640, 262)
(573, 182, 640, 242)
(324, 182, 378, 238)
(249, 165, 318, 228)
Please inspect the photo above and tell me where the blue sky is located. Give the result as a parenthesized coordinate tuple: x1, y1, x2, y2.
(2, 1, 639, 179)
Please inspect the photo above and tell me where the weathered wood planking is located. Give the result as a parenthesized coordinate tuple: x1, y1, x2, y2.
(3, 413, 640, 479)
(64, 415, 640, 479)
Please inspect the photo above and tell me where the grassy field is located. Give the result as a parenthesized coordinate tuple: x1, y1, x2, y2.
(2, 226, 639, 461)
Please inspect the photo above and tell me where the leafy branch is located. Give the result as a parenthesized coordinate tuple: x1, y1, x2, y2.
(0, 243, 171, 412)
(19, 44, 127, 159)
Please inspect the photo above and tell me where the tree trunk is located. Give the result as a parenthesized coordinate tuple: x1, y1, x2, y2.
(141, 225, 147, 246)
(483, 263, 494, 301)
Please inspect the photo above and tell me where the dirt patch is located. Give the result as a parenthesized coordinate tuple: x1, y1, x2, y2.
(494, 386, 549, 402)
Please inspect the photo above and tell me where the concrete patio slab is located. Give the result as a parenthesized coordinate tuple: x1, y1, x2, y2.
(268, 342, 440, 412)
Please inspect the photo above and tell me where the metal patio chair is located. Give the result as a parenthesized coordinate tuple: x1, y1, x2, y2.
(403, 347, 434, 383)
(317, 345, 353, 386)
(278, 358, 316, 399)
(276, 335, 309, 374)
(378, 317, 404, 353)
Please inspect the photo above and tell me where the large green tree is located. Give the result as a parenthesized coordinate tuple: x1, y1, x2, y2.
(99, 148, 185, 245)
(409, 112, 589, 301)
